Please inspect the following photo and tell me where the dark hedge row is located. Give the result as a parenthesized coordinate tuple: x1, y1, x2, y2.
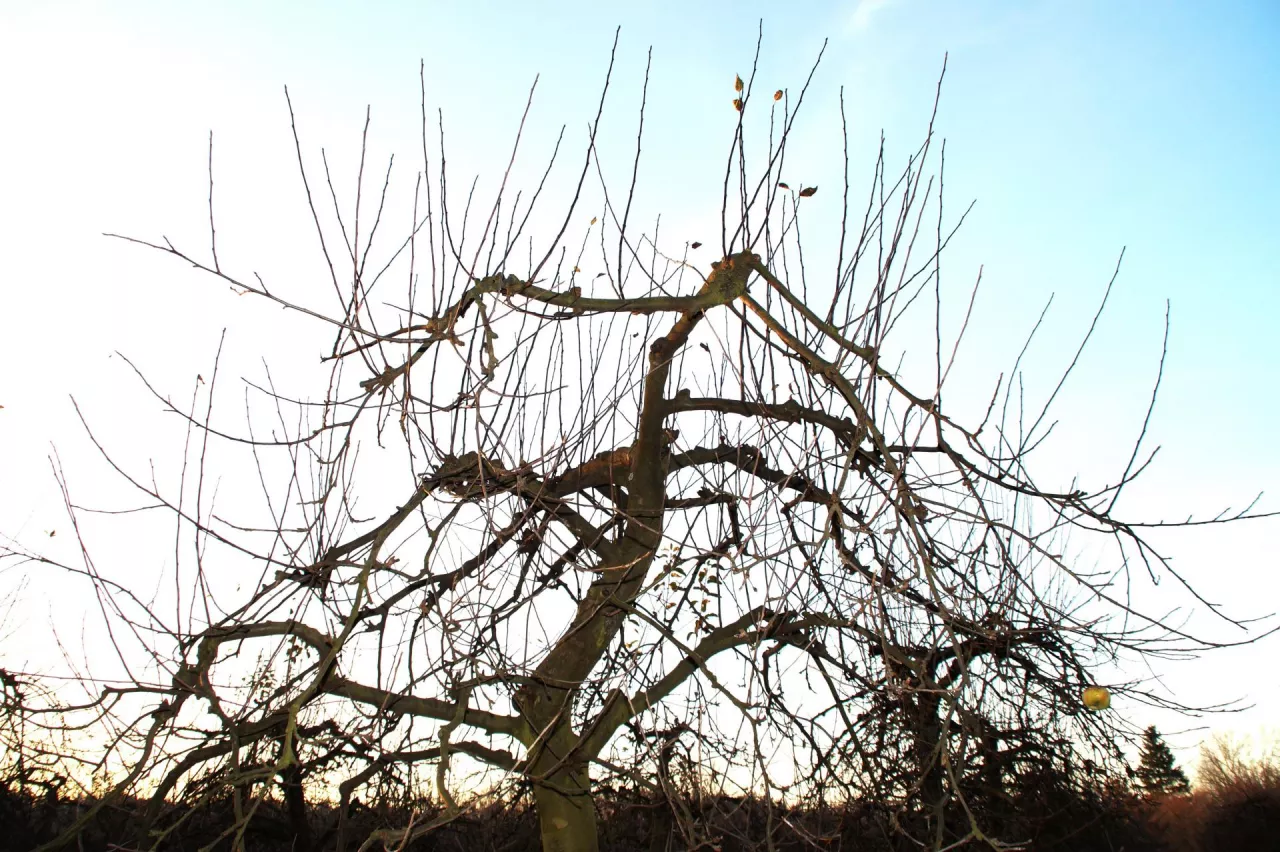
(3, 764, 1277, 851)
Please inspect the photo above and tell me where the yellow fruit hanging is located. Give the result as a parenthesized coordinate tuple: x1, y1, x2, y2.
(735, 75, 744, 92)
(732, 98, 742, 112)
(1082, 686, 1111, 711)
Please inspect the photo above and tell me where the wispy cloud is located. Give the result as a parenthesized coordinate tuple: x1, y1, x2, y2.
(849, 0, 900, 34)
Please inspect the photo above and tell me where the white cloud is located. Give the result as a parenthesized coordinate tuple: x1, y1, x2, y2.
(850, 0, 900, 34)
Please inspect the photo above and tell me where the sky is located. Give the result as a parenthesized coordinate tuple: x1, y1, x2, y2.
(1, 0, 1278, 772)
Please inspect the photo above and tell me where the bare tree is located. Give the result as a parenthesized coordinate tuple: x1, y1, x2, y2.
(4, 34, 1274, 852)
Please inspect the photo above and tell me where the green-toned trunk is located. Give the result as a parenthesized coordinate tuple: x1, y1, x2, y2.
(532, 764, 599, 852)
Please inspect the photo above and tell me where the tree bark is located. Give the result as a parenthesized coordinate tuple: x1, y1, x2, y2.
(526, 725, 599, 852)
(911, 693, 947, 848)
(532, 764, 599, 852)
(281, 762, 312, 852)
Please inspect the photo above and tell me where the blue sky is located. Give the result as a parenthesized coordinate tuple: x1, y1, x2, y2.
(1, 0, 1277, 766)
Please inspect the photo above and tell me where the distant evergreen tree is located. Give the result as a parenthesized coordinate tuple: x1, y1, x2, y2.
(1136, 726, 1191, 795)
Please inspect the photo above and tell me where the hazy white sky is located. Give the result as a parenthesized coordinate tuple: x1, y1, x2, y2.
(1, 0, 1277, 767)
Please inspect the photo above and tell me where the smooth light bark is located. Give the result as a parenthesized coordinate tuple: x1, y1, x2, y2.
(532, 764, 599, 852)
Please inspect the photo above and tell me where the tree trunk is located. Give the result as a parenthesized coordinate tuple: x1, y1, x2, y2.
(280, 762, 312, 852)
(909, 693, 948, 848)
(532, 764, 598, 852)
